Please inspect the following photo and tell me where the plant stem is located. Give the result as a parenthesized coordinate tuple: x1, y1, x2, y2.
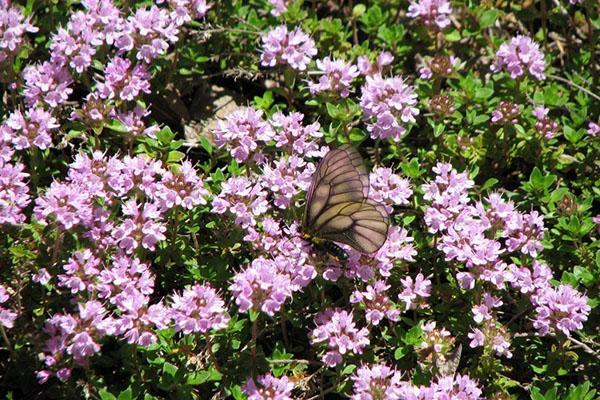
(1, 326, 16, 360)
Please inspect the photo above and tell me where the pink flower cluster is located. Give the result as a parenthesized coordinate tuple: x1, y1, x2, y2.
(0, 157, 30, 225)
(268, 0, 292, 16)
(350, 281, 400, 325)
(369, 167, 413, 213)
(533, 106, 559, 139)
(171, 284, 230, 334)
(309, 57, 359, 98)
(423, 163, 545, 291)
(491, 35, 546, 80)
(0, 285, 17, 329)
(398, 272, 432, 310)
(260, 25, 317, 71)
(270, 111, 324, 157)
(351, 363, 484, 400)
(357, 51, 394, 77)
(310, 308, 370, 366)
(243, 373, 295, 400)
(407, 0, 453, 30)
(0, 0, 38, 63)
(360, 75, 420, 142)
(213, 108, 275, 163)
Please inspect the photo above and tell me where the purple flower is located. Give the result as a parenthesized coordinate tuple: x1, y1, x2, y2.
(491, 35, 546, 80)
(34, 181, 93, 230)
(491, 101, 520, 125)
(229, 257, 293, 316)
(270, 111, 324, 157)
(115, 106, 160, 140)
(97, 57, 151, 101)
(0, 160, 30, 225)
(260, 25, 317, 71)
(111, 200, 167, 253)
(350, 363, 404, 400)
(472, 293, 502, 323)
(213, 107, 274, 163)
(469, 320, 512, 358)
(357, 51, 394, 77)
(108, 154, 164, 198)
(243, 373, 295, 400)
(268, 0, 292, 16)
(369, 167, 412, 213)
(22, 61, 73, 107)
(158, 0, 211, 24)
(360, 75, 419, 142)
(532, 284, 590, 336)
(49, 11, 103, 73)
(170, 283, 229, 334)
(212, 176, 269, 228)
(115, 5, 179, 63)
(407, 0, 452, 30)
(260, 155, 315, 209)
(6, 108, 58, 150)
(96, 255, 155, 306)
(309, 57, 359, 98)
(419, 55, 460, 79)
(587, 121, 599, 137)
(154, 160, 210, 210)
(310, 308, 370, 366)
(350, 280, 400, 325)
(0, 1, 38, 63)
(505, 210, 545, 257)
(398, 273, 432, 310)
(58, 250, 101, 294)
(0, 285, 17, 329)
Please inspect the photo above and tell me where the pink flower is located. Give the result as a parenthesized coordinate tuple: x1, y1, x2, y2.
(243, 373, 295, 400)
(212, 176, 269, 228)
(34, 181, 93, 230)
(6, 108, 58, 150)
(230, 257, 294, 316)
(309, 57, 359, 98)
(115, 5, 179, 63)
(154, 161, 209, 210)
(260, 155, 315, 209)
(0, 1, 38, 63)
(491, 35, 546, 80)
(260, 25, 317, 71)
(310, 308, 370, 366)
(491, 101, 519, 125)
(213, 107, 274, 163)
(270, 111, 324, 157)
(587, 121, 599, 137)
(97, 57, 151, 101)
(0, 160, 30, 225)
(22, 61, 73, 107)
(532, 284, 590, 336)
(170, 283, 230, 334)
(351, 363, 404, 400)
(472, 293, 502, 324)
(407, 0, 453, 30)
(350, 280, 400, 325)
(398, 273, 432, 310)
(369, 167, 412, 213)
(357, 51, 394, 76)
(360, 75, 419, 142)
(268, 0, 292, 16)
(111, 200, 167, 253)
(0, 285, 17, 329)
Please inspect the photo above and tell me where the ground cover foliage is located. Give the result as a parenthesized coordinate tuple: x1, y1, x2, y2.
(0, 0, 599, 398)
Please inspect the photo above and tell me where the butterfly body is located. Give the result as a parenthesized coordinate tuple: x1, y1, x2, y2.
(302, 232, 349, 261)
(302, 145, 389, 255)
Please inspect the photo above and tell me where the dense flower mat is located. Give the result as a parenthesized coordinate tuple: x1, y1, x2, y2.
(0, 0, 598, 398)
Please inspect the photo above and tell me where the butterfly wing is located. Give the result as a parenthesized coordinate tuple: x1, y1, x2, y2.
(303, 144, 369, 229)
(316, 199, 389, 254)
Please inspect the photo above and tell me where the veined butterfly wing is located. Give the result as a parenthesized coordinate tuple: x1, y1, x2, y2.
(303, 145, 389, 254)
(303, 145, 369, 229)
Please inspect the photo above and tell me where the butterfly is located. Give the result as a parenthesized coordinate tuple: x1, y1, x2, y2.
(301, 144, 389, 256)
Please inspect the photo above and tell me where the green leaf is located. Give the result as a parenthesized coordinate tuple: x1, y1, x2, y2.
(163, 362, 178, 378)
(480, 9, 500, 28)
(480, 178, 499, 191)
(99, 389, 117, 400)
(394, 346, 408, 360)
(444, 29, 461, 42)
(167, 150, 185, 163)
(200, 137, 213, 155)
(117, 387, 133, 400)
(187, 368, 223, 385)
